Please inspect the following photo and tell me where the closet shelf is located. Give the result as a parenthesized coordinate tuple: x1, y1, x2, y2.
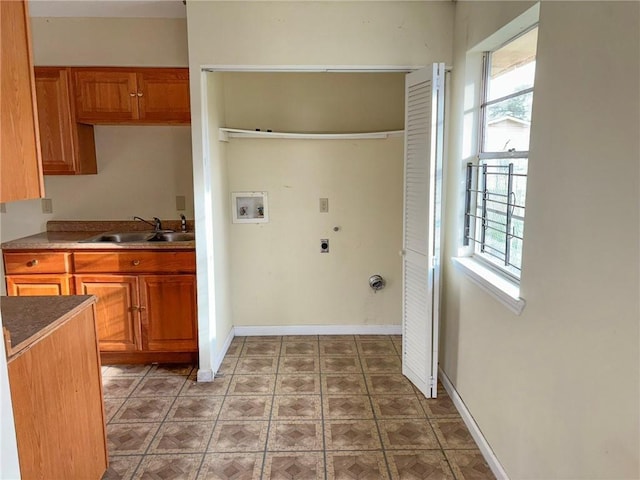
(218, 128, 404, 142)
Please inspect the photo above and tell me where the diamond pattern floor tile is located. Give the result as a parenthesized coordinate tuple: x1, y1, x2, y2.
(324, 420, 382, 450)
(111, 397, 174, 423)
(272, 395, 322, 420)
(326, 451, 390, 480)
(198, 452, 263, 480)
(275, 374, 321, 395)
(209, 421, 269, 452)
(267, 420, 324, 451)
(387, 450, 455, 479)
(322, 374, 369, 395)
(323, 395, 375, 419)
(101, 455, 142, 480)
(378, 419, 440, 450)
(445, 449, 494, 480)
(263, 452, 324, 480)
(132, 454, 202, 480)
(147, 421, 214, 454)
(167, 396, 223, 421)
(107, 423, 161, 454)
(371, 395, 426, 419)
(228, 374, 276, 395)
(101, 335, 493, 480)
(131, 376, 186, 397)
(219, 395, 272, 420)
(431, 418, 479, 449)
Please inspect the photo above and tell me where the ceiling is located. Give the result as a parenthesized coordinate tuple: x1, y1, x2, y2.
(29, 0, 187, 18)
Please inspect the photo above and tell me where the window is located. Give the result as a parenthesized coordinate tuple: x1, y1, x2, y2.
(464, 26, 538, 281)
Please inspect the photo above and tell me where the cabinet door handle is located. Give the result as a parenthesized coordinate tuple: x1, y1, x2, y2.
(28, 259, 39, 267)
(138, 306, 146, 312)
(129, 92, 136, 97)
(132, 259, 140, 266)
(137, 92, 143, 97)
(130, 306, 139, 312)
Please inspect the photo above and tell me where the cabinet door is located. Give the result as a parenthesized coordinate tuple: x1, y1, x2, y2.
(75, 275, 141, 352)
(140, 275, 197, 352)
(6, 274, 73, 296)
(0, 0, 44, 202)
(137, 69, 190, 123)
(74, 69, 138, 123)
(35, 67, 97, 175)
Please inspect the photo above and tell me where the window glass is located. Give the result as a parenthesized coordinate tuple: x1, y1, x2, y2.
(487, 28, 538, 102)
(483, 91, 533, 152)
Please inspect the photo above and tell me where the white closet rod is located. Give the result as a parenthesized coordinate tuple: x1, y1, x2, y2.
(218, 128, 404, 142)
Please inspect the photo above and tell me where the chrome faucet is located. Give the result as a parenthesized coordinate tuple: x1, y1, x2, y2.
(133, 216, 163, 232)
(180, 214, 187, 232)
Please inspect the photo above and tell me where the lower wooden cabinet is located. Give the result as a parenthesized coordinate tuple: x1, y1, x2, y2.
(3, 248, 198, 363)
(74, 273, 198, 355)
(6, 273, 73, 296)
(7, 299, 108, 479)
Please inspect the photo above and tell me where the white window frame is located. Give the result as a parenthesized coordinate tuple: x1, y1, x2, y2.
(453, 5, 539, 315)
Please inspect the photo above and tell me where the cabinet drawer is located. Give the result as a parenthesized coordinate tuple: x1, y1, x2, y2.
(4, 252, 71, 274)
(73, 251, 195, 274)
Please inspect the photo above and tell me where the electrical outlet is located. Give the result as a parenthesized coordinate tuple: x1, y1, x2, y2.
(41, 198, 53, 214)
(319, 198, 329, 213)
(320, 239, 329, 253)
(176, 195, 186, 211)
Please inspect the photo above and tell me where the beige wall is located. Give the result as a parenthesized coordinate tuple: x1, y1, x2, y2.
(30, 17, 188, 67)
(228, 137, 404, 327)
(442, 2, 639, 478)
(187, 1, 454, 67)
(222, 72, 405, 133)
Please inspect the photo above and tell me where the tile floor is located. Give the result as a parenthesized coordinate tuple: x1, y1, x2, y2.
(101, 335, 494, 480)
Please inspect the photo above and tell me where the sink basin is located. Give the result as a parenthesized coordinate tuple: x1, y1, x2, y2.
(81, 231, 195, 243)
(151, 232, 195, 242)
(82, 232, 157, 243)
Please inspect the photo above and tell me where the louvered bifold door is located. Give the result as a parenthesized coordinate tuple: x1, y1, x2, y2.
(402, 64, 445, 398)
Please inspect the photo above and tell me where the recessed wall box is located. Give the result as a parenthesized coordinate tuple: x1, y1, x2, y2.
(232, 191, 269, 224)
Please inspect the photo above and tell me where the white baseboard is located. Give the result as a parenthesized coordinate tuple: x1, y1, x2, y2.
(439, 367, 509, 480)
(233, 324, 402, 336)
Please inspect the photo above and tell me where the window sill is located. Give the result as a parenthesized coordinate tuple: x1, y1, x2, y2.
(451, 257, 526, 315)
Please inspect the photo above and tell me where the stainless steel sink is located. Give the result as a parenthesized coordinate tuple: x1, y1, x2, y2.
(151, 232, 195, 242)
(81, 231, 195, 243)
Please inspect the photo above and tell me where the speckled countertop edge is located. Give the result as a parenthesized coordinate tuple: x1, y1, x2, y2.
(2, 295, 96, 360)
(1, 220, 196, 250)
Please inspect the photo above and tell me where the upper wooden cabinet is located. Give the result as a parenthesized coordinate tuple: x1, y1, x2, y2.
(73, 68, 190, 124)
(34, 67, 98, 175)
(0, 0, 44, 202)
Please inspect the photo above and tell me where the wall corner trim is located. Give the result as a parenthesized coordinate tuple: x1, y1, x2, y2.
(439, 367, 510, 480)
(196, 369, 214, 382)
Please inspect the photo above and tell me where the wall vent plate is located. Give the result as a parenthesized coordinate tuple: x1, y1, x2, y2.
(320, 239, 329, 253)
